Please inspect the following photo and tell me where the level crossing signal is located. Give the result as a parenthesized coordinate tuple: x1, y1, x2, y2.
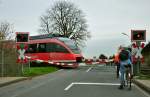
(16, 32, 29, 63)
(16, 32, 29, 43)
(131, 30, 146, 42)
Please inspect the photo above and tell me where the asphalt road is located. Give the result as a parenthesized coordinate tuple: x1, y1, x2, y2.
(0, 64, 149, 97)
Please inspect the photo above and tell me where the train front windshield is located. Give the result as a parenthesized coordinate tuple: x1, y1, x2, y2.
(58, 38, 81, 54)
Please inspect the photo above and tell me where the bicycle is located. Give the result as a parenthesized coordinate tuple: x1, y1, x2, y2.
(123, 65, 132, 90)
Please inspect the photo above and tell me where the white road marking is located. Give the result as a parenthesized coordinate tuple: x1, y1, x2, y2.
(64, 82, 120, 91)
(73, 82, 120, 86)
(64, 83, 74, 91)
(86, 67, 92, 72)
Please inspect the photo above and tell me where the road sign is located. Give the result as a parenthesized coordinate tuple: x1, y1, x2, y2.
(132, 42, 145, 76)
(17, 43, 28, 63)
(135, 47, 143, 59)
(18, 49, 26, 60)
(131, 30, 146, 42)
(132, 43, 145, 59)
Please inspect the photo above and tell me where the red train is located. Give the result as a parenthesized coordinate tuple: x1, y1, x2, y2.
(25, 34, 83, 68)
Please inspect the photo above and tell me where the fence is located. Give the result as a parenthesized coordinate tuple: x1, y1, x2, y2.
(0, 41, 22, 77)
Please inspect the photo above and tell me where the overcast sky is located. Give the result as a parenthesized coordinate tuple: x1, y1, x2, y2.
(0, 0, 150, 58)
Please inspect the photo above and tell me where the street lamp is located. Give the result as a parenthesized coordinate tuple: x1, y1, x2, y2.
(121, 32, 132, 48)
(122, 32, 128, 35)
(121, 32, 130, 39)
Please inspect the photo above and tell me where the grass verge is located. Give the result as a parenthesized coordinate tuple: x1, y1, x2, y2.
(23, 66, 59, 77)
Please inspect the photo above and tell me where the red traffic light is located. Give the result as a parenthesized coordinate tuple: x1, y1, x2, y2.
(16, 32, 29, 43)
(131, 30, 146, 42)
(137, 34, 140, 38)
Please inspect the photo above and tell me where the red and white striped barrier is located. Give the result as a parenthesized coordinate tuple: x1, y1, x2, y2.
(84, 59, 93, 64)
(84, 59, 108, 65)
(25, 57, 78, 68)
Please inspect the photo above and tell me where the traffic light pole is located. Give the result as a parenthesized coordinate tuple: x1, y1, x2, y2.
(136, 41, 141, 75)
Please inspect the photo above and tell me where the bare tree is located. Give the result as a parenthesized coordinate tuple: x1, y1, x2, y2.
(39, 1, 91, 47)
(0, 21, 15, 40)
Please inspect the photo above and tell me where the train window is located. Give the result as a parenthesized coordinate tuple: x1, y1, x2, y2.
(26, 44, 37, 53)
(38, 43, 46, 52)
(62, 40, 80, 54)
(55, 44, 69, 53)
(46, 43, 69, 53)
(58, 38, 79, 53)
(46, 43, 53, 52)
(71, 49, 81, 54)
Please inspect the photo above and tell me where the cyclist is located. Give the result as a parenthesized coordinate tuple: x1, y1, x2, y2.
(118, 47, 133, 89)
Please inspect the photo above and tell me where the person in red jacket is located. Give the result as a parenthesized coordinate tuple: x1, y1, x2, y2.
(114, 53, 120, 78)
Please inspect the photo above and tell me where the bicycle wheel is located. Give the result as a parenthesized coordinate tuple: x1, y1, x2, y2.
(125, 70, 129, 87)
(128, 73, 132, 90)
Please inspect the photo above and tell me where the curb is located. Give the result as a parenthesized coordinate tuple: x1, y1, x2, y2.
(133, 79, 150, 94)
(0, 77, 28, 87)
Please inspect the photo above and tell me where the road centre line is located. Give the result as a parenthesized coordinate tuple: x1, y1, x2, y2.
(64, 82, 120, 91)
(86, 67, 92, 72)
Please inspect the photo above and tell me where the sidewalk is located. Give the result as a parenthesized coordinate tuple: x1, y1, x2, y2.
(0, 77, 28, 87)
(133, 79, 150, 94)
